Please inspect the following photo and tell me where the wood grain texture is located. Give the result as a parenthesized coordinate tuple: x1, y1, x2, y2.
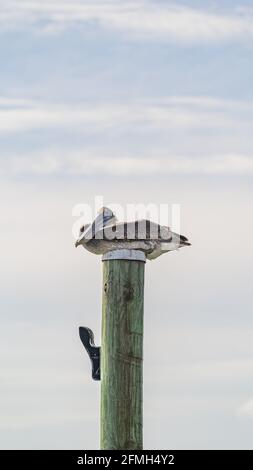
(100, 259, 145, 450)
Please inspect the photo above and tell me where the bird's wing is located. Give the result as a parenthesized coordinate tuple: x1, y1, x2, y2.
(94, 219, 172, 241)
(78, 211, 116, 242)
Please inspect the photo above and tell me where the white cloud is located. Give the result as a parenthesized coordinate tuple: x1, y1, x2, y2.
(2, 151, 253, 176)
(0, 97, 34, 107)
(0, 99, 129, 132)
(1, 94, 252, 177)
(161, 95, 252, 111)
(0, 95, 244, 133)
(1, 1, 253, 43)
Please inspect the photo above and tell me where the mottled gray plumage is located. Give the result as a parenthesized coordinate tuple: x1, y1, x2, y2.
(75, 207, 190, 260)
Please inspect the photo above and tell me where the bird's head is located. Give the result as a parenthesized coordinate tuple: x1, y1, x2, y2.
(75, 224, 90, 247)
(75, 207, 116, 247)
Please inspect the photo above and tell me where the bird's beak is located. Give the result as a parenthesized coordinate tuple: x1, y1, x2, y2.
(75, 236, 83, 248)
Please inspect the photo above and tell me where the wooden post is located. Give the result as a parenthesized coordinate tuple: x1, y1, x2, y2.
(100, 249, 146, 450)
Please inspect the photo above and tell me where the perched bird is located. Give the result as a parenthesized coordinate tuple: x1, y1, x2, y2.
(75, 207, 190, 260)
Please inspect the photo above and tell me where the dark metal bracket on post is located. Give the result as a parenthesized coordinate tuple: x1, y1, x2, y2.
(79, 327, 100, 381)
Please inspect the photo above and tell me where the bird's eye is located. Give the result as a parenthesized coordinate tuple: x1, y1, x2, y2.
(80, 226, 85, 233)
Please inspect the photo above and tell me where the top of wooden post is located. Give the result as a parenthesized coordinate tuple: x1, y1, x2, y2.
(102, 249, 146, 263)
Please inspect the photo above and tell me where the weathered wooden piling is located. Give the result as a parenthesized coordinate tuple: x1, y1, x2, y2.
(100, 249, 146, 450)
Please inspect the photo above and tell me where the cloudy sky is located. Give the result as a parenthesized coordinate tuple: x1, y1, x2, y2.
(1, 0, 253, 449)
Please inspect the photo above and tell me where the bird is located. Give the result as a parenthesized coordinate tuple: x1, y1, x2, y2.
(75, 207, 191, 260)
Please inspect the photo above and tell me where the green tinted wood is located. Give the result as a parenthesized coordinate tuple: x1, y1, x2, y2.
(100, 259, 145, 450)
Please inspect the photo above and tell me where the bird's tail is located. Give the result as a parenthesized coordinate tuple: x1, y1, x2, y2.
(171, 232, 191, 247)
